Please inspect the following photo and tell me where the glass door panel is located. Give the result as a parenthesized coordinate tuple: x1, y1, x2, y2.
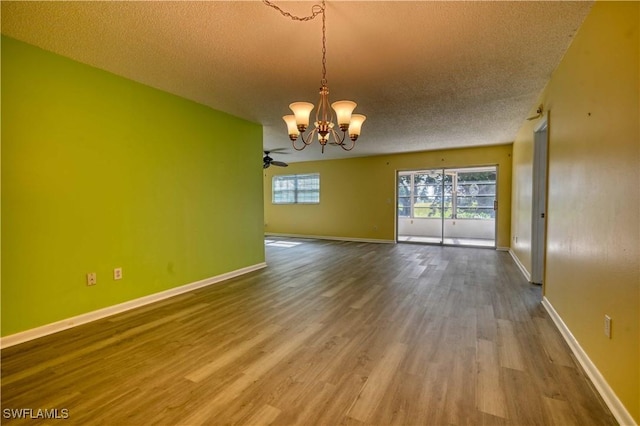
(442, 166, 497, 247)
(397, 169, 443, 244)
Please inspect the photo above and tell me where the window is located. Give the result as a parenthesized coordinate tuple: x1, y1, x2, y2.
(455, 170, 496, 219)
(413, 172, 453, 218)
(397, 174, 412, 217)
(398, 171, 453, 219)
(272, 173, 320, 204)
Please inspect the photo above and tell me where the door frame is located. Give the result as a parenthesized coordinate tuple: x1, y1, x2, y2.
(395, 165, 498, 248)
(531, 115, 549, 285)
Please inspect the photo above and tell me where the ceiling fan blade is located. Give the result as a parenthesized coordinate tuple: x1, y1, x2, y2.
(264, 148, 289, 154)
(271, 161, 288, 167)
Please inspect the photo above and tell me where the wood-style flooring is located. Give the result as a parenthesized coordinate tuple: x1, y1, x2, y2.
(1, 238, 617, 425)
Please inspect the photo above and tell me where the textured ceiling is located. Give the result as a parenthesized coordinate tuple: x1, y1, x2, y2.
(1, 1, 593, 162)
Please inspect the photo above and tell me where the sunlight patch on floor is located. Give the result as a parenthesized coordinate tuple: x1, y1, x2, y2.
(264, 240, 303, 248)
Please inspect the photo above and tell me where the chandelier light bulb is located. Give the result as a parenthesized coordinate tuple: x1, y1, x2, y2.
(289, 102, 315, 131)
(331, 100, 357, 131)
(348, 114, 367, 140)
(282, 115, 300, 140)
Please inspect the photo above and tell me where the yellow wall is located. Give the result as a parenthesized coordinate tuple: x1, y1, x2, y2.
(510, 124, 534, 273)
(264, 144, 512, 248)
(511, 2, 639, 422)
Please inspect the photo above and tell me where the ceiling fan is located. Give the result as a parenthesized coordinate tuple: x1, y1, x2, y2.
(263, 150, 288, 169)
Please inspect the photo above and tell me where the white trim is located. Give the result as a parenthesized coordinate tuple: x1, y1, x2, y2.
(496, 246, 510, 252)
(541, 297, 636, 426)
(509, 248, 531, 282)
(0, 262, 267, 349)
(265, 232, 395, 244)
(531, 115, 549, 285)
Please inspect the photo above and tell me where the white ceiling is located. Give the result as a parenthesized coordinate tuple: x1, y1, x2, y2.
(1, 1, 593, 162)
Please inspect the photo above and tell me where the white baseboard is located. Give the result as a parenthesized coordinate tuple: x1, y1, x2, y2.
(508, 248, 531, 282)
(0, 262, 267, 349)
(265, 232, 395, 244)
(541, 297, 636, 426)
(496, 246, 510, 252)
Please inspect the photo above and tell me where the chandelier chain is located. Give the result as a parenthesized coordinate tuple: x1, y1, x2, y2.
(262, 0, 327, 85)
(264, 0, 365, 152)
(321, 0, 327, 85)
(262, 0, 323, 22)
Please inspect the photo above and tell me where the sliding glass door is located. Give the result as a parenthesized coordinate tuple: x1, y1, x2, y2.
(397, 166, 497, 247)
(398, 169, 448, 244)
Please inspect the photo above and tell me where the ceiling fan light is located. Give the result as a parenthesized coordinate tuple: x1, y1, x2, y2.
(331, 100, 357, 130)
(283, 115, 300, 139)
(289, 102, 315, 131)
(348, 114, 366, 139)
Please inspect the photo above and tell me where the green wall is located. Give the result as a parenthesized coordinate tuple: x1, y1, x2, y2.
(511, 2, 639, 421)
(1, 36, 265, 336)
(264, 144, 512, 248)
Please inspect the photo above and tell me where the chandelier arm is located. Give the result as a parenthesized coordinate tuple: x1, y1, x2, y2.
(292, 128, 318, 150)
(291, 142, 307, 151)
(339, 137, 357, 151)
(329, 128, 347, 146)
(317, 86, 334, 128)
(315, 89, 323, 125)
(328, 129, 356, 151)
(291, 138, 308, 151)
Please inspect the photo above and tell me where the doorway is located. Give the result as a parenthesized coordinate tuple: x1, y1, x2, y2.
(397, 166, 497, 247)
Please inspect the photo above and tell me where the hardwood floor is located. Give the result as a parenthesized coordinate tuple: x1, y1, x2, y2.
(2, 238, 617, 425)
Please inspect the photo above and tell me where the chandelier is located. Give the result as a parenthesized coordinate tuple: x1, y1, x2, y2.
(264, 0, 366, 153)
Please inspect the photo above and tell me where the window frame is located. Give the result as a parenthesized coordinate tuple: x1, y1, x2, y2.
(272, 173, 320, 205)
(398, 169, 496, 220)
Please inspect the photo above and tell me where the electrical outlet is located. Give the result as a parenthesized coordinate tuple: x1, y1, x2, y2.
(604, 315, 612, 339)
(114, 267, 123, 280)
(87, 272, 97, 286)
